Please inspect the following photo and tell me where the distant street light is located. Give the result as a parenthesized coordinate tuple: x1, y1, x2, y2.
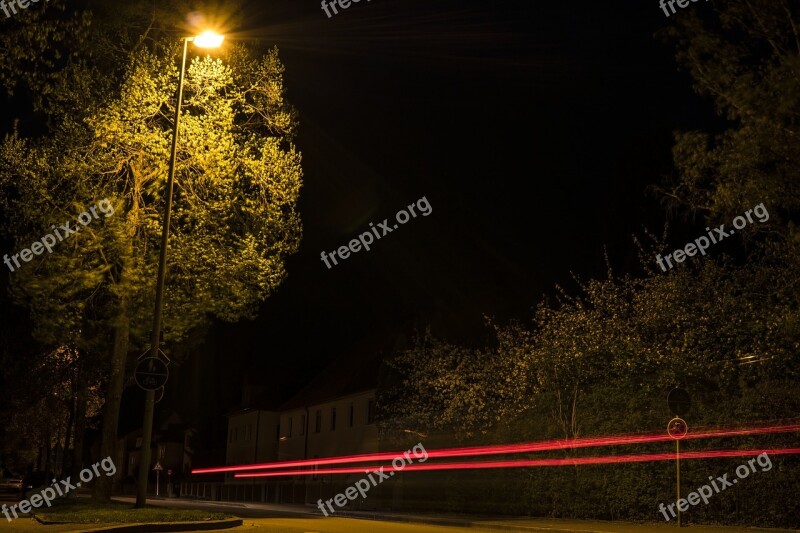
(135, 30, 224, 509)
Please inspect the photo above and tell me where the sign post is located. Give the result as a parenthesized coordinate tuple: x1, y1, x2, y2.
(667, 387, 691, 528)
(667, 417, 688, 526)
(153, 461, 163, 496)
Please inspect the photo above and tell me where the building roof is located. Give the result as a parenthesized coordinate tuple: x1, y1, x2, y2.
(279, 330, 405, 411)
(225, 406, 276, 418)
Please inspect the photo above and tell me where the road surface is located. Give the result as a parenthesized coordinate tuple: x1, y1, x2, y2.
(113, 497, 800, 533)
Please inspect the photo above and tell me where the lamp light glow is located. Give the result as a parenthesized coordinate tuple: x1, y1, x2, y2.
(192, 31, 224, 48)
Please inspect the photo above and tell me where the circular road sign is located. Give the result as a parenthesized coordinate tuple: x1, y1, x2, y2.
(667, 387, 691, 416)
(135, 358, 169, 391)
(667, 417, 688, 439)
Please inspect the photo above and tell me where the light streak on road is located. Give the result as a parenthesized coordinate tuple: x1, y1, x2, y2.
(193, 422, 800, 475)
(234, 448, 800, 478)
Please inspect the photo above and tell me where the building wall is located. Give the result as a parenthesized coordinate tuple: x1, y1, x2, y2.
(277, 408, 308, 461)
(305, 390, 379, 459)
(225, 410, 278, 484)
(154, 442, 183, 473)
(220, 390, 378, 498)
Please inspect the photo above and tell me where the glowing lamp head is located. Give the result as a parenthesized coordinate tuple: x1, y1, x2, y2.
(192, 31, 224, 48)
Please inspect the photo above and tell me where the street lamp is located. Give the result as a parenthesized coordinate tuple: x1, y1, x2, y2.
(193, 30, 225, 48)
(136, 30, 224, 509)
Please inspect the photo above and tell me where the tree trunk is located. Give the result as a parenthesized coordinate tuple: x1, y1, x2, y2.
(62, 375, 76, 477)
(69, 361, 89, 498)
(93, 303, 130, 501)
(43, 426, 52, 475)
(54, 420, 64, 478)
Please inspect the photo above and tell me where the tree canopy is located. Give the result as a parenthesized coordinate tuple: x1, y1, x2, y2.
(0, 0, 302, 496)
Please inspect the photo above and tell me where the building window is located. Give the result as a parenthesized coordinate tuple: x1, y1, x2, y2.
(159, 445, 166, 459)
(300, 414, 306, 435)
(367, 398, 375, 425)
(330, 407, 337, 431)
(315, 410, 322, 433)
(348, 403, 355, 427)
(288, 416, 293, 438)
(136, 437, 143, 448)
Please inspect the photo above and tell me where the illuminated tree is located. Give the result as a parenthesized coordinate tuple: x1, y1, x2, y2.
(0, 8, 302, 499)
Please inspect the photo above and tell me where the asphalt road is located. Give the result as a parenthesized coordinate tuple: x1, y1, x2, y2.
(211, 517, 509, 533)
(112, 497, 800, 533)
(0, 495, 793, 533)
(208, 517, 800, 533)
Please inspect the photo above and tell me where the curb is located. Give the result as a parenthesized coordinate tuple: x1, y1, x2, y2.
(75, 518, 243, 532)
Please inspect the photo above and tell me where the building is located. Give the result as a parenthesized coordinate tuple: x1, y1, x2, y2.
(119, 411, 194, 494)
(185, 332, 403, 504)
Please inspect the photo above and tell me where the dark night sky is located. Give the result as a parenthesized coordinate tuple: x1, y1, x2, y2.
(196, 0, 707, 373)
(156, 0, 718, 447)
(1, 0, 717, 446)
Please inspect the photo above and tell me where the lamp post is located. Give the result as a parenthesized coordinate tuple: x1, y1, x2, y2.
(135, 30, 224, 508)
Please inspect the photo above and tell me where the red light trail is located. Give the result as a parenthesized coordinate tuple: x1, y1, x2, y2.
(192, 422, 800, 475)
(234, 448, 800, 478)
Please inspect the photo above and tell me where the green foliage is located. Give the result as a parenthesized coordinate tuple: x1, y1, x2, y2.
(0, 346, 100, 471)
(0, 0, 92, 117)
(658, 0, 800, 230)
(383, 247, 799, 525)
(380, 323, 535, 440)
(0, 36, 302, 351)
